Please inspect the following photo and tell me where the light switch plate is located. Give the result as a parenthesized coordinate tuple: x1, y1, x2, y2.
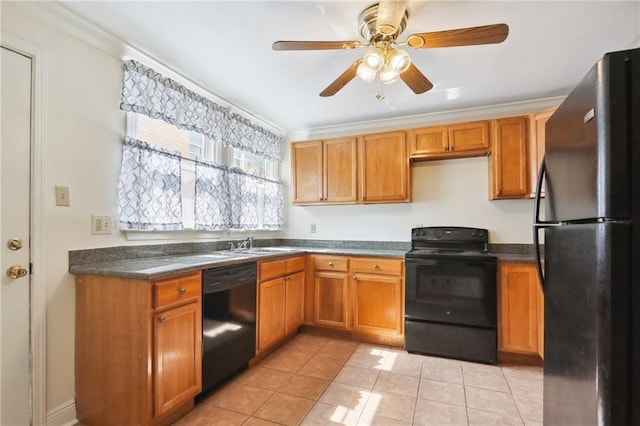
(55, 186, 70, 206)
(310, 223, 317, 233)
(92, 215, 112, 235)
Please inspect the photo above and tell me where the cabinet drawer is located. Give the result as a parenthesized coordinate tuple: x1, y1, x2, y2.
(259, 259, 286, 281)
(351, 258, 403, 275)
(314, 255, 348, 272)
(154, 272, 201, 309)
(286, 256, 305, 274)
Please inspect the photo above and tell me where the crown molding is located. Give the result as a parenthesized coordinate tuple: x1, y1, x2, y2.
(20, 1, 284, 135)
(286, 96, 565, 142)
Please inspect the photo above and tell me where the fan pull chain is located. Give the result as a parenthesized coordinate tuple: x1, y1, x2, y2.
(376, 77, 385, 100)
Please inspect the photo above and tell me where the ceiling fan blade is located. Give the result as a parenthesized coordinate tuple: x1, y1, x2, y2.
(376, 0, 409, 36)
(320, 59, 362, 97)
(406, 23, 509, 48)
(400, 64, 434, 94)
(273, 40, 361, 51)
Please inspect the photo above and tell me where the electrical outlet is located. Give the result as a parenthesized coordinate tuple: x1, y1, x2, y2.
(310, 223, 317, 233)
(55, 186, 70, 206)
(92, 215, 112, 235)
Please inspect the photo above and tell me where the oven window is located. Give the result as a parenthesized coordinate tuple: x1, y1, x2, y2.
(417, 273, 484, 305)
(406, 261, 496, 327)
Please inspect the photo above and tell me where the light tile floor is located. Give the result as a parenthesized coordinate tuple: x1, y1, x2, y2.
(175, 333, 543, 426)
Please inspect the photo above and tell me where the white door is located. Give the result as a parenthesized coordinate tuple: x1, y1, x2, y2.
(1, 46, 33, 425)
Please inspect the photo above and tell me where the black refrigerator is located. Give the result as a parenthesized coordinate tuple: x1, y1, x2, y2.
(533, 47, 639, 425)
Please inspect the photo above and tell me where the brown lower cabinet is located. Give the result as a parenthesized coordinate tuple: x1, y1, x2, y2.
(75, 271, 202, 426)
(256, 256, 306, 353)
(308, 255, 405, 344)
(497, 262, 544, 360)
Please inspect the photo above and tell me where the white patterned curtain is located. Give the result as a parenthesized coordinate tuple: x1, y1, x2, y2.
(263, 179, 285, 229)
(118, 137, 183, 230)
(228, 169, 260, 230)
(194, 160, 230, 230)
(120, 60, 283, 162)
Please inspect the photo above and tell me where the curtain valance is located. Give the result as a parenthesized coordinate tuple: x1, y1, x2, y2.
(120, 60, 283, 162)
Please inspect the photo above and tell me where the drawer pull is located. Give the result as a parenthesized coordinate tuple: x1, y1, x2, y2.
(179, 287, 186, 295)
(374, 264, 380, 269)
(158, 316, 167, 324)
(328, 262, 334, 267)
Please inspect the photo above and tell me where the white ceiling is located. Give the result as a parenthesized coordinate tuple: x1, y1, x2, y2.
(59, 1, 640, 134)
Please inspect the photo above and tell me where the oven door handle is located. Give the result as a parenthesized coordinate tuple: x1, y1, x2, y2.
(532, 157, 559, 293)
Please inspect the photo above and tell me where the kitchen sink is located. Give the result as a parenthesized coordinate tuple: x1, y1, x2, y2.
(241, 247, 300, 254)
(191, 253, 235, 259)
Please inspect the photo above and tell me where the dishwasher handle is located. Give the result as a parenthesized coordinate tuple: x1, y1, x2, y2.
(202, 263, 257, 295)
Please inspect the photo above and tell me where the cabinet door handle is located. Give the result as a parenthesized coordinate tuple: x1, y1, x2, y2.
(179, 287, 186, 295)
(450, 145, 455, 151)
(444, 146, 450, 151)
(158, 316, 167, 324)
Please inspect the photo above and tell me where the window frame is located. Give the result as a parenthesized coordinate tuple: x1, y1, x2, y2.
(122, 112, 283, 240)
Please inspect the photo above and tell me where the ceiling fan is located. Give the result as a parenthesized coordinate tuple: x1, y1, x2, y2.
(272, 1, 509, 97)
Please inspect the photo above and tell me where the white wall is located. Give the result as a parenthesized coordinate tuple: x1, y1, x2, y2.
(283, 155, 535, 244)
(3, 2, 129, 421)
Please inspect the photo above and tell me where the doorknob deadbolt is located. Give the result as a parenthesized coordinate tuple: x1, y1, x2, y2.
(6, 265, 28, 279)
(7, 237, 23, 251)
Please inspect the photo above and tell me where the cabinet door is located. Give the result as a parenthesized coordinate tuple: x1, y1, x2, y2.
(292, 141, 323, 204)
(324, 137, 357, 203)
(498, 263, 541, 355)
(258, 277, 286, 351)
(314, 271, 349, 329)
(536, 280, 544, 359)
(285, 271, 305, 334)
(153, 301, 201, 417)
(448, 120, 491, 153)
(352, 273, 403, 335)
(490, 117, 529, 199)
(408, 126, 448, 157)
(528, 107, 556, 198)
(359, 131, 409, 203)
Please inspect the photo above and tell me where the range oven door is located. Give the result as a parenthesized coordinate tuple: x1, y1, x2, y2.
(405, 257, 497, 328)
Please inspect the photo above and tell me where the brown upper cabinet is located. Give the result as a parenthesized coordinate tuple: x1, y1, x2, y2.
(291, 138, 357, 205)
(358, 130, 410, 203)
(528, 106, 557, 198)
(408, 120, 491, 160)
(489, 116, 530, 200)
(291, 131, 410, 206)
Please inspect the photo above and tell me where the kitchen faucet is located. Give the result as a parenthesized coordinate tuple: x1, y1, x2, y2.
(234, 236, 254, 250)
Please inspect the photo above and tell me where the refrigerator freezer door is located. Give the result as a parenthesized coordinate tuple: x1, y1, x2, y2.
(545, 49, 636, 223)
(544, 222, 631, 425)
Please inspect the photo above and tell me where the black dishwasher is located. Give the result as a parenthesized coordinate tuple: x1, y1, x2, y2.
(201, 263, 257, 395)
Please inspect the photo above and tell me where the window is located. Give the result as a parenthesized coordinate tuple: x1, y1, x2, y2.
(126, 112, 280, 231)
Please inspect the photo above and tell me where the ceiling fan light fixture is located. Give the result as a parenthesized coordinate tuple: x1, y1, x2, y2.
(356, 62, 378, 83)
(388, 48, 411, 73)
(380, 63, 399, 84)
(363, 47, 385, 71)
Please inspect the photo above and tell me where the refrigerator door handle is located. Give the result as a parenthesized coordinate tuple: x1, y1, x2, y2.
(532, 157, 559, 292)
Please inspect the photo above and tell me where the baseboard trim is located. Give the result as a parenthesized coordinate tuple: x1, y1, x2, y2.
(46, 399, 77, 426)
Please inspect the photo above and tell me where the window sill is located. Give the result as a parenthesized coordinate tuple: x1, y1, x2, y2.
(124, 228, 283, 241)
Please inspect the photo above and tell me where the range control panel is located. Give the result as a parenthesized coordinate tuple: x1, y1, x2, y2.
(411, 226, 488, 244)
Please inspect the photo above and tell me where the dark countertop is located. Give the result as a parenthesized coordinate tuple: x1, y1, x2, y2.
(69, 247, 407, 280)
(494, 253, 538, 264)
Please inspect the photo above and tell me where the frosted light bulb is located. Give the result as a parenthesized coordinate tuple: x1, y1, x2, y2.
(356, 62, 377, 83)
(388, 49, 411, 73)
(363, 47, 384, 72)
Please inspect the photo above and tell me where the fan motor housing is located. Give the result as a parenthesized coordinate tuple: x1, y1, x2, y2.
(358, 4, 408, 42)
